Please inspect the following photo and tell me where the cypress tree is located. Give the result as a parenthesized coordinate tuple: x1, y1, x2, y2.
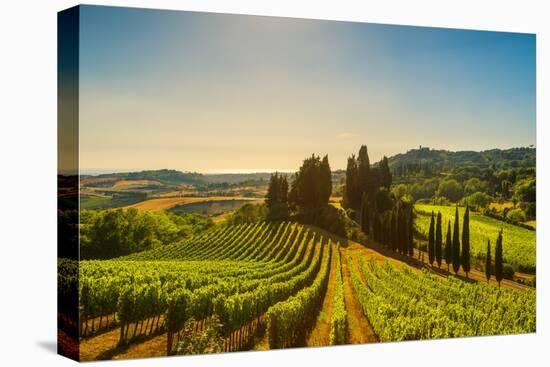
(266, 172, 281, 208)
(428, 211, 435, 265)
(266, 173, 289, 220)
(360, 194, 370, 235)
(461, 206, 471, 278)
(379, 156, 392, 188)
(402, 204, 408, 255)
(452, 206, 460, 274)
(397, 204, 404, 253)
(390, 210, 396, 251)
(435, 212, 442, 268)
(357, 145, 371, 197)
(495, 230, 504, 287)
(320, 155, 332, 204)
(485, 239, 492, 283)
(444, 220, 452, 271)
(344, 155, 360, 209)
(408, 205, 415, 256)
(393, 209, 399, 251)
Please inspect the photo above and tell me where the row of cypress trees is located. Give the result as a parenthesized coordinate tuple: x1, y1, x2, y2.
(428, 206, 471, 277)
(486, 230, 505, 286)
(366, 199, 415, 256)
(426, 206, 506, 285)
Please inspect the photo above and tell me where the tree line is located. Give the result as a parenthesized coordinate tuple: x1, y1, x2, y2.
(426, 206, 506, 286)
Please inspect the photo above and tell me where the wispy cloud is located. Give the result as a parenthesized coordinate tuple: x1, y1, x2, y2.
(336, 132, 358, 140)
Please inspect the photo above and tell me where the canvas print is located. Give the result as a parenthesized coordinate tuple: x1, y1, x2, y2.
(57, 5, 536, 362)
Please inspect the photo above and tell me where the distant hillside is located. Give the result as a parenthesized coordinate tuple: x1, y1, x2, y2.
(85, 169, 206, 185)
(387, 147, 535, 173)
(81, 169, 277, 186)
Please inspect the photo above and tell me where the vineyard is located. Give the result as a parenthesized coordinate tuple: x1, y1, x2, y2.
(59, 221, 536, 361)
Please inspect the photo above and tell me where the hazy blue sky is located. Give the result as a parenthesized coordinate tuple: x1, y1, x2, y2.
(78, 5, 536, 173)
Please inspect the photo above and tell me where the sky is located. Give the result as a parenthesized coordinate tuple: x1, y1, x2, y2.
(77, 5, 536, 173)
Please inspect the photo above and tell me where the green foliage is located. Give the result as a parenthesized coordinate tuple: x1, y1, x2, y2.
(461, 192, 492, 210)
(378, 156, 392, 189)
(428, 212, 435, 265)
(485, 240, 492, 282)
(444, 220, 452, 270)
(343, 155, 360, 209)
(461, 206, 471, 276)
(388, 147, 535, 174)
(503, 263, 515, 280)
(78, 222, 332, 350)
(415, 204, 535, 272)
(506, 208, 526, 223)
(452, 206, 461, 274)
(513, 178, 536, 204)
(409, 178, 440, 201)
(360, 194, 370, 235)
(357, 145, 373, 197)
(432, 196, 451, 206)
(176, 316, 224, 355)
(495, 230, 504, 286)
(226, 203, 268, 225)
(329, 246, 347, 345)
(80, 209, 213, 259)
(436, 179, 463, 202)
(344, 146, 392, 210)
(267, 243, 332, 348)
(390, 148, 535, 215)
(349, 254, 535, 341)
(80, 191, 147, 210)
(266, 173, 290, 220)
(463, 178, 490, 195)
(292, 205, 348, 239)
(391, 184, 409, 200)
(435, 212, 442, 267)
(289, 154, 332, 210)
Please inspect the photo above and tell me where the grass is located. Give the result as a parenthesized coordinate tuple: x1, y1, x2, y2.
(524, 220, 536, 229)
(415, 204, 536, 272)
(80, 194, 146, 210)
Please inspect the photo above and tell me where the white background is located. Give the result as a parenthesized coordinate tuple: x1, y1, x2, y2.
(0, 0, 548, 365)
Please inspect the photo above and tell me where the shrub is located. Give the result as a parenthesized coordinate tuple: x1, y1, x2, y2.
(432, 196, 451, 206)
(292, 205, 347, 238)
(227, 203, 268, 225)
(461, 192, 492, 210)
(506, 208, 526, 223)
(503, 263, 515, 280)
(436, 179, 463, 202)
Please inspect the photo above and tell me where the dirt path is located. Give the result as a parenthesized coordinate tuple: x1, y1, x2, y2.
(80, 316, 165, 361)
(339, 245, 378, 344)
(306, 243, 337, 346)
(112, 334, 167, 360)
(79, 327, 121, 361)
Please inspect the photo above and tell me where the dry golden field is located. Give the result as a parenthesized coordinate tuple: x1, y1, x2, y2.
(124, 196, 259, 211)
